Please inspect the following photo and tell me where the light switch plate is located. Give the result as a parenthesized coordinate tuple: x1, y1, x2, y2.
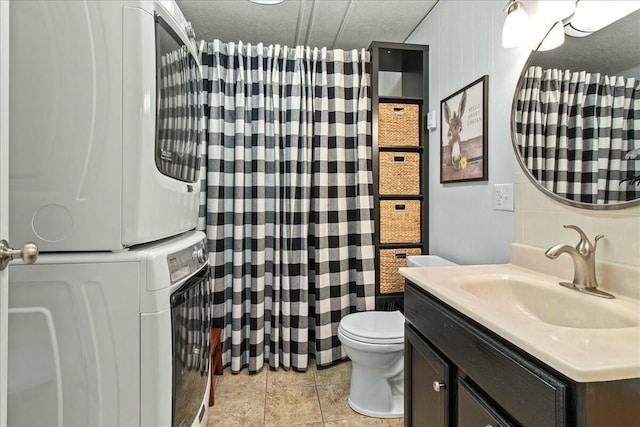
(494, 183, 514, 211)
(427, 110, 437, 131)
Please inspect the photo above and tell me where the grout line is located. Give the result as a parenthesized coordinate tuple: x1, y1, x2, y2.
(315, 366, 324, 424)
(263, 368, 269, 427)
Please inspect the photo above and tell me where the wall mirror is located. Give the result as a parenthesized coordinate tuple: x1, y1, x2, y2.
(511, 8, 640, 209)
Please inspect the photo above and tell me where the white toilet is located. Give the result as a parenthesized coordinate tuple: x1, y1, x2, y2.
(337, 310, 405, 418)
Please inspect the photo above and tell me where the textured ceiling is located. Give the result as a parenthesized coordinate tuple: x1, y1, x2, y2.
(177, 0, 438, 50)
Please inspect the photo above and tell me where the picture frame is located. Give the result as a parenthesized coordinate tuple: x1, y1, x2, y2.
(440, 75, 489, 183)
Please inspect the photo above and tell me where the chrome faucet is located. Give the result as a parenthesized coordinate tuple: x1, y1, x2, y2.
(545, 225, 614, 299)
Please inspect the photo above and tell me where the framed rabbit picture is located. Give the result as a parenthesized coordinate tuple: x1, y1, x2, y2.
(440, 75, 488, 183)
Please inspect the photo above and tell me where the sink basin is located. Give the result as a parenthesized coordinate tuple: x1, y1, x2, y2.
(457, 274, 640, 329)
(398, 262, 640, 382)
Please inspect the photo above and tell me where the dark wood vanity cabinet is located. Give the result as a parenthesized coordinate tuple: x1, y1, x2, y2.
(405, 325, 450, 427)
(457, 378, 514, 427)
(404, 281, 640, 427)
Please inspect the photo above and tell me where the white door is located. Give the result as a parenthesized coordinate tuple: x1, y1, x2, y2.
(1, 4, 39, 426)
(1, 2, 11, 425)
(1, 1, 10, 425)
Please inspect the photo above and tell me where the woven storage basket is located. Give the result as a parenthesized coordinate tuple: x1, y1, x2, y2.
(379, 103, 420, 146)
(379, 152, 420, 195)
(379, 248, 422, 294)
(380, 200, 421, 243)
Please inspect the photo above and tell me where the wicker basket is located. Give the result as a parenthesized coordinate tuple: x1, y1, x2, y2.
(379, 152, 420, 195)
(378, 103, 420, 146)
(380, 200, 421, 243)
(379, 248, 422, 294)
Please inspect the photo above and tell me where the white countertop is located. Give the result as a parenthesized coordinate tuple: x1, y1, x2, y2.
(399, 263, 640, 383)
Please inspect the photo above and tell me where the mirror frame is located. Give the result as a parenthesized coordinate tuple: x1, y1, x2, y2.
(510, 29, 640, 211)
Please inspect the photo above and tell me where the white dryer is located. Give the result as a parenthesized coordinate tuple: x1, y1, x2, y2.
(7, 231, 211, 427)
(9, 0, 203, 252)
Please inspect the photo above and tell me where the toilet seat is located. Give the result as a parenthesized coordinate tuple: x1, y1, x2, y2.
(339, 311, 404, 345)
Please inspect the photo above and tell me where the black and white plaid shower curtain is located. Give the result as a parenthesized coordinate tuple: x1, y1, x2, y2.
(199, 40, 375, 373)
(515, 66, 640, 204)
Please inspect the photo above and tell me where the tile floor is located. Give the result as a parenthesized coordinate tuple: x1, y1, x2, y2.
(207, 359, 404, 427)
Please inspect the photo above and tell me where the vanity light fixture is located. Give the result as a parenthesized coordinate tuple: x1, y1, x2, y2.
(535, 0, 576, 50)
(566, 0, 640, 37)
(502, 0, 532, 48)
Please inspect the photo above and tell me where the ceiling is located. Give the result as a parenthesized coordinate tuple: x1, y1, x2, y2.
(177, 0, 438, 51)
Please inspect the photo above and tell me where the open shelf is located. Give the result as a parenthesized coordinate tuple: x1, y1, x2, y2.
(379, 95, 424, 103)
(370, 41, 429, 306)
(378, 145, 423, 152)
(379, 195, 424, 201)
(379, 243, 424, 250)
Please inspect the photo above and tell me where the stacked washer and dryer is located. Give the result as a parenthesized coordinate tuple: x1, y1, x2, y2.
(7, 1, 211, 426)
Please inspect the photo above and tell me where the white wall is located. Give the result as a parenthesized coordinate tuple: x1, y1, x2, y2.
(515, 171, 640, 267)
(406, 1, 531, 265)
(407, 0, 640, 267)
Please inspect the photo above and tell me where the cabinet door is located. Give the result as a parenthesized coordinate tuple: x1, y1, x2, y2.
(405, 325, 451, 427)
(458, 378, 514, 427)
(405, 283, 567, 427)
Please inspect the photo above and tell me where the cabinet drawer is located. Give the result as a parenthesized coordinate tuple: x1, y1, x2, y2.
(378, 103, 420, 146)
(380, 200, 421, 243)
(405, 283, 567, 427)
(379, 152, 420, 195)
(379, 248, 422, 294)
(458, 378, 513, 427)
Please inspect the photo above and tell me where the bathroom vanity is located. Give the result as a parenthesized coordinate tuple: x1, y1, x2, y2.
(401, 265, 640, 427)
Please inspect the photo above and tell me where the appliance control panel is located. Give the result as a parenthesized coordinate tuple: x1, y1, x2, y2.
(167, 239, 208, 284)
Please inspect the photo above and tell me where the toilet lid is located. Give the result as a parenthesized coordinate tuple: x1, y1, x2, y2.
(339, 311, 404, 344)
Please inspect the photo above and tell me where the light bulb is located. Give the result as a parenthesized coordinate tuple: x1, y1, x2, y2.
(502, 1, 533, 48)
(570, 1, 640, 34)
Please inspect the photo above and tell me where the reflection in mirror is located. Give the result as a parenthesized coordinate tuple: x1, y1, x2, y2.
(512, 8, 640, 208)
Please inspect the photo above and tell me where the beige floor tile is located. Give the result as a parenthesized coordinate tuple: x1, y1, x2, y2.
(207, 386, 265, 427)
(316, 382, 361, 422)
(267, 367, 315, 390)
(207, 359, 394, 427)
(212, 374, 222, 391)
(314, 360, 351, 386)
(324, 417, 404, 427)
(274, 424, 324, 427)
(215, 367, 268, 396)
(264, 386, 322, 426)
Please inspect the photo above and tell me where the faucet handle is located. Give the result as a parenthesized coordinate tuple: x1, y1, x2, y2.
(563, 224, 603, 255)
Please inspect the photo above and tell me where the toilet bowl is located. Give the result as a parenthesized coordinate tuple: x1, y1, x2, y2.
(337, 310, 404, 418)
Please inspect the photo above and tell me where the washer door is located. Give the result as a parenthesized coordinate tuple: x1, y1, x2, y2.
(170, 266, 212, 427)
